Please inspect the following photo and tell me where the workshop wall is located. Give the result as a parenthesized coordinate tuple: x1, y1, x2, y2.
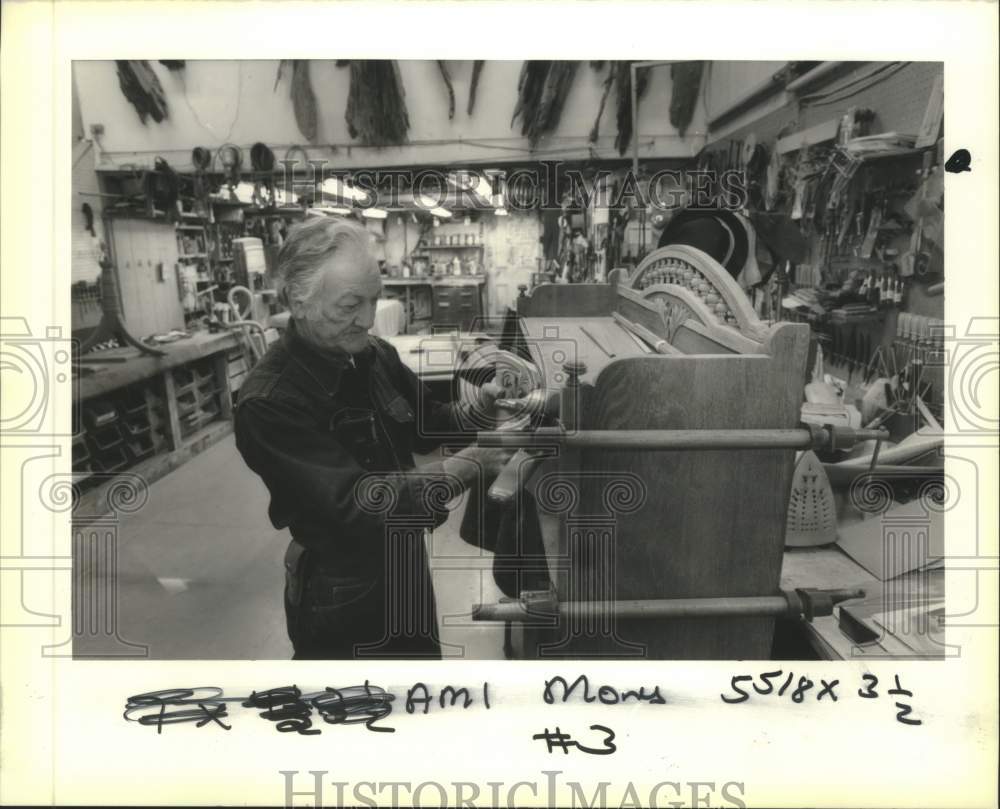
(379, 209, 541, 315)
(483, 211, 543, 313)
(714, 62, 943, 151)
(703, 61, 790, 139)
(701, 62, 946, 423)
(72, 81, 106, 337)
(73, 60, 708, 171)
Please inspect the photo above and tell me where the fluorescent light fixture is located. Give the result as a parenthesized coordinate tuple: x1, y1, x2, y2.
(321, 177, 370, 203)
(212, 181, 256, 204)
(362, 207, 389, 220)
(308, 206, 353, 217)
(446, 170, 495, 208)
(494, 208, 508, 216)
(415, 194, 452, 219)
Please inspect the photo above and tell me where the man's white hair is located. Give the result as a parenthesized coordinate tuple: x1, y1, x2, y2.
(276, 217, 376, 308)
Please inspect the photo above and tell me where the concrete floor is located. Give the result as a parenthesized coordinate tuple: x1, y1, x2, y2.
(75, 434, 506, 659)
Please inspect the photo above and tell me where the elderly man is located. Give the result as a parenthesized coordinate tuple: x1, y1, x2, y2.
(235, 217, 512, 659)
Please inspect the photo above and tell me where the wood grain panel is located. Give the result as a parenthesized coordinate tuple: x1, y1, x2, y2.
(521, 322, 808, 659)
(112, 218, 185, 338)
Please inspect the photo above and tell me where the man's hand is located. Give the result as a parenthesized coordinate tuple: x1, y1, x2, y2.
(442, 444, 517, 489)
(477, 381, 505, 412)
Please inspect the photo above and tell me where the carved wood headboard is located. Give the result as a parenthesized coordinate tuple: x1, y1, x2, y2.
(626, 245, 770, 347)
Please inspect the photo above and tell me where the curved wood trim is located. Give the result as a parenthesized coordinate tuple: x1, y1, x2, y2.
(637, 283, 721, 342)
(629, 245, 769, 342)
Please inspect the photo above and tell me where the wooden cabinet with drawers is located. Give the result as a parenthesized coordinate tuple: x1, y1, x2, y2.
(431, 277, 485, 332)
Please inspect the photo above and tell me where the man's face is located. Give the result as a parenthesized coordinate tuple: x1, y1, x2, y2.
(292, 241, 382, 355)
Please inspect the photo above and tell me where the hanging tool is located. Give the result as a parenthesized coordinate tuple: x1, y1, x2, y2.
(863, 342, 881, 384)
(860, 331, 872, 381)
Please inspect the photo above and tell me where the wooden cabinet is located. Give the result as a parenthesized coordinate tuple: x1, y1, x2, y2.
(431, 279, 484, 332)
(106, 218, 186, 338)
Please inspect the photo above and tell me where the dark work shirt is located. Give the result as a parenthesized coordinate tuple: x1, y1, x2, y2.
(234, 323, 477, 571)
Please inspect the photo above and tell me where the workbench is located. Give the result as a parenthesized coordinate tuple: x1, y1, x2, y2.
(72, 331, 240, 520)
(75, 332, 238, 401)
(780, 536, 945, 659)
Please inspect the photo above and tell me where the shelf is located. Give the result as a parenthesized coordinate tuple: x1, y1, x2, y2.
(175, 224, 207, 232)
(243, 207, 306, 216)
(418, 244, 485, 250)
(178, 253, 208, 260)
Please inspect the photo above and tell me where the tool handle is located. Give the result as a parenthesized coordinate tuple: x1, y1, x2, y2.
(611, 312, 679, 355)
(488, 449, 547, 506)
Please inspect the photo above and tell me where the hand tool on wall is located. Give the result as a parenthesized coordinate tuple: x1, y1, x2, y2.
(831, 324, 842, 366)
(846, 327, 858, 380)
(860, 331, 872, 381)
(863, 342, 881, 384)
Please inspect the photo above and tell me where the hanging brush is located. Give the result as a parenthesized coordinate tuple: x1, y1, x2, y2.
(274, 60, 318, 143)
(613, 61, 649, 155)
(511, 61, 578, 148)
(589, 63, 616, 143)
(116, 60, 168, 125)
(345, 60, 410, 146)
(437, 61, 455, 120)
(467, 60, 485, 115)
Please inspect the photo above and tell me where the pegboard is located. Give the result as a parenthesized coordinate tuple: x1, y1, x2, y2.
(711, 62, 944, 149)
(704, 62, 947, 425)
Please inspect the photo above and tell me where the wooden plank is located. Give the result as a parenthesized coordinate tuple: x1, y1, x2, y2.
(915, 74, 944, 149)
(517, 283, 617, 317)
(161, 369, 184, 452)
(213, 350, 234, 420)
(527, 330, 808, 659)
(776, 118, 841, 155)
(674, 319, 760, 355)
(585, 353, 800, 659)
(76, 332, 239, 400)
(520, 317, 645, 388)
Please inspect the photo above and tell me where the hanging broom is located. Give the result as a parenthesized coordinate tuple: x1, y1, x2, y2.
(511, 61, 579, 148)
(345, 60, 410, 146)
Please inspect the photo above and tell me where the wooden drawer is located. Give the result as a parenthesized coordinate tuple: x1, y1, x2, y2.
(431, 283, 482, 331)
